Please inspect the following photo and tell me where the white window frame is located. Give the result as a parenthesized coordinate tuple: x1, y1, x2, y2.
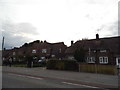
(100, 50, 107, 53)
(13, 52, 16, 55)
(59, 48, 62, 53)
(104, 57, 108, 63)
(87, 57, 95, 63)
(42, 49, 47, 53)
(51, 55, 55, 58)
(99, 56, 108, 64)
(99, 57, 103, 63)
(68, 56, 74, 60)
(116, 57, 120, 68)
(41, 57, 45, 60)
(32, 49, 36, 53)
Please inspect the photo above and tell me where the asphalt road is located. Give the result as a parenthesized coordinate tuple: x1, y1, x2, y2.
(3, 72, 102, 89)
(2, 66, 119, 89)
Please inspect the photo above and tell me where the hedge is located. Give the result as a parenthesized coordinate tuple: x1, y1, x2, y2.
(46, 59, 79, 71)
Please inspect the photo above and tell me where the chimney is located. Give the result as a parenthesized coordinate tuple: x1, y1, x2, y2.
(96, 34, 99, 39)
(71, 40, 74, 45)
(44, 40, 47, 43)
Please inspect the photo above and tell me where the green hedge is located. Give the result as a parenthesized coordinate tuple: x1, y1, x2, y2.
(12, 64, 27, 67)
(46, 59, 79, 71)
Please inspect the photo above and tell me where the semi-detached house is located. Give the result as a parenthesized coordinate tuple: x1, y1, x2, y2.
(65, 34, 120, 67)
(2, 34, 120, 68)
(3, 40, 67, 61)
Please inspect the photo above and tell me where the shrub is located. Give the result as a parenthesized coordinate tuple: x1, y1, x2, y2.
(74, 48, 85, 62)
(46, 60, 57, 69)
(46, 59, 79, 71)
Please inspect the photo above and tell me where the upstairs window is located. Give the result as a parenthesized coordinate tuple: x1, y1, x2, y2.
(100, 50, 107, 53)
(99, 57, 108, 64)
(13, 52, 16, 55)
(59, 48, 62, 53)
(32, 49, 36, 53)
(42, 49, 47, 53)
(51, 55, 55, 58)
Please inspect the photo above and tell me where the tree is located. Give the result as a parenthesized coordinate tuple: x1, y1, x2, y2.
(25, 54, 33, 68)
(74, 47, 85, 62)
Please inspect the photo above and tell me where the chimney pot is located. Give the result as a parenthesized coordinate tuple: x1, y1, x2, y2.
(96, 34, 99, 39)
(71, 40, 74, 45)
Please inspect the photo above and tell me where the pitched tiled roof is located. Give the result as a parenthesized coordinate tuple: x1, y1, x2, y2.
(65, 36, 120, 54)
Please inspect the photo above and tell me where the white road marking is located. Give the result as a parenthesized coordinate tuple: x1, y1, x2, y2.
(26, 76, 43, 80)
(62, 82, 99, 88)
(6, 73, 110, 90)
(9, 73, 43, 80)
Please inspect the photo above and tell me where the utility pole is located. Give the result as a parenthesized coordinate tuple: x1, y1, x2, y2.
(2, 36, 5, 65)
(2, 36, 4, 51)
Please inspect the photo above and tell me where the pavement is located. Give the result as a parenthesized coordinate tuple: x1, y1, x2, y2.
(2, 66, 119, 89)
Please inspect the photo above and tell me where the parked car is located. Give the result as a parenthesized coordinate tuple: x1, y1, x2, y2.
(38, 60, 42, 63)
(38, 59, 46, 66)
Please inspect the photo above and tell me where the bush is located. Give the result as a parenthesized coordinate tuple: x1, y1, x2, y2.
(46, 60, 57, 69)
(46, 59, 79, 71)
(33, 63, 41, 67)
(12, 64, 27, 67)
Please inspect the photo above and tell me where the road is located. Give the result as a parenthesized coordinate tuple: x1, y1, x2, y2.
(2, 66, 119, 89)
(3, 72, 101, 88)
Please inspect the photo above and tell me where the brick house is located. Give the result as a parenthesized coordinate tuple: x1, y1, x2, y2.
(2, 35, 120, 67)
(65, 34, 120, 66)
(27, 40, 67, 60)
(3, 40, 67, 62)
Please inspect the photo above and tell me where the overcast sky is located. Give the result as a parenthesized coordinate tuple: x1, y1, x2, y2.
(0, 0, 119, 49)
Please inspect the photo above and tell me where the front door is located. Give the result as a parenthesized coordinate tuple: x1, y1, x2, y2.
(116, 57, 120, 68)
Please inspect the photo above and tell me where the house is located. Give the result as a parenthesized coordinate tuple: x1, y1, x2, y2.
(2, 34, 120, 67)
(26, 40, 67, 60)
(65, 34, 120, 67)
(3, 40, 67, 62)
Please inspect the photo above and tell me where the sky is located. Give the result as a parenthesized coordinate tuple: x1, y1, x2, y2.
(0, 0, 119, 49)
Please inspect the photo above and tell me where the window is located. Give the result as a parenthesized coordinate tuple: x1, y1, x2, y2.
(116, 57, 120, 68)
(100, 50, 107, 53)
(99, 57, 108, 64)
(3, 58, 5, 61)
(86, 57, 95, 63)
(42, 49, 47, 53)
(13, 52, 16, 55)
(93, 50, 96, 53)
(32, 50, 36, 53)
(59, 48, 62, 53)
(51, 55, 55, 58)
(104, 57, 108, 63)
(41, 57, 45, 60)
(68, 56, 74, 60)
(99, 57, 103, 63)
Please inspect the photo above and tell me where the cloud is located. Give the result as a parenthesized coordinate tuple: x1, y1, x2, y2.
(99, 21, 118, 37)
(14, 23, 39, 35)
(1, 20, 38, 49)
